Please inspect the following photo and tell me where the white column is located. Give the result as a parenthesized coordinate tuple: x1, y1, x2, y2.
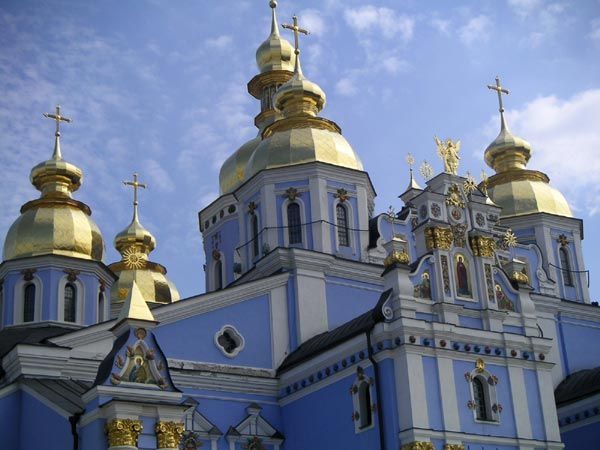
(536, 368, 562, 442)
(309, 177, 332, 254)
(356, 185, 369, 261)
(294, 268, 328, 343)
(270, 284, 290, 368)
(507, 366, 533, 439)
(437, 357, 460, 431)
(261, 184, 277, 251)
(394, 351, 430, 430)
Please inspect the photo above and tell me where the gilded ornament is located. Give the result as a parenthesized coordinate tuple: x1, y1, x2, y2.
(424, 227, 453, 251)
(435, 136, 461, 175)
(511, 270, 529, 285)
(21, 268, 36, 281)
(401, 442, 435, 450)
(445, 184, 465, 208)
(557, 234, 569, 247)
(384, 249, 410, 267)
(463, 173, 477, 195)
(105, 418, 143, 447)
(444, 445, 465, 450)
(420, 160, 433, 181)
(118, 288, 129, 300)
(469, 236, 496, 258)
(504, 229, 518, 248)
(63, 268, 80, 282)
(475, 358, 485, 373)
(247, 201, 257, 215)
(122, 247, 148, 269)
(334, 188, 349, 202)
(283, 187, 299, 200)
(155, 421, 185, 449)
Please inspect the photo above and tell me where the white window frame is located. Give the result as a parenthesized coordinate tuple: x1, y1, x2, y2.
(282, 197, 307, 248)
(332, 198, 354, 252)
(57, 275, 85, 324)
(211, 252, 226, 292)
(97, 288, 107, 323)
(14, 275, 43, 324)
(467, 368, 500, 424)
(351, 367, 376, 433)
(214, 324, 245, 358)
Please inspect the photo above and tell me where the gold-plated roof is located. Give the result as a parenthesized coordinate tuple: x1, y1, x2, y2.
(117, 280, 155, 322)
(255, 1, 294, 73)
(219, 136, 262, 194)
(109, 173, 179, 307)
(483, 77, 572, 218)
(2, 106, 105, 262)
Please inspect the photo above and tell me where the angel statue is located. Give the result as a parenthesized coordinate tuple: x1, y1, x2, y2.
(434, 137, 461, 175)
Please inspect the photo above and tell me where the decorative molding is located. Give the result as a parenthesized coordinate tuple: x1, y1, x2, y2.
(105, 418, 143, 448)
(470, 236, 496, 258)
(425, 227, 453, 251)
(401, 442, 434, 450)
(155, 421, 185, 449)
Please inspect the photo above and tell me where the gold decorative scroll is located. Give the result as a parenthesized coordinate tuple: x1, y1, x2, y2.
(425, 227, 453, 251)
(444, 445, 465, 450)
(401, 442, 435, 450)
(105, 418, 143, 448)
(384, 249, 410, 267)
(469, 236, 496, 258)
(511, 271, 529, 285)
(155, 421, 185, 449)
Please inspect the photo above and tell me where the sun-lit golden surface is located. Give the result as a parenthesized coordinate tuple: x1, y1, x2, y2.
(3, 110, 105, 262)
(219, 136, 262, 194)
(255, 1, 294, 74)
(483, 76, 571, 219)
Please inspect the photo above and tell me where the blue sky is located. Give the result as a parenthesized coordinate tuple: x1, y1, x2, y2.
(1, 0, 599, 300)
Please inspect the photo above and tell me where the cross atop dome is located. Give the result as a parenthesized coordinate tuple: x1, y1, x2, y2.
(43, 105, 72, 160)
(123, 173, 147, 220)
(487, 76, 510, 131)
(282, 15, 309, 73)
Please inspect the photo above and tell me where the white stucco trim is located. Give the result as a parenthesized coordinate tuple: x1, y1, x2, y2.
(214, 324, 245, 358)
(281, 197, 308, 249)
(332, 198, 355, 253)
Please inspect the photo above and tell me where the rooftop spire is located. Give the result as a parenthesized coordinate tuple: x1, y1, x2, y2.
(123, 172, 147, 223)
(269, 0, 279, 36)
(487, 76, 510, 131)
(282, 15, 310, 75)
(43, 105, 72, 160)
(405, 152, 421, 190)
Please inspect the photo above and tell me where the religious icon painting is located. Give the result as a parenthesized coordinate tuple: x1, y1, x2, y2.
(413, 270, 432, 299)
(454, 253, 472, 298)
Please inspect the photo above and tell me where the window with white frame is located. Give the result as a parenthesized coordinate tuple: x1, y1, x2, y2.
(351, 366, 375, 432)
(64, 283, 77, 323)
(336, 203, 350, 247)
(214, 324, 245, 358)
(466, 359, 500, 423)
(559, 246, 573, 287)
(287, 202, 302, 245)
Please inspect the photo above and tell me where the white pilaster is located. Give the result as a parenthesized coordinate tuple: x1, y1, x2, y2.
(270, 284, 290, 368)
(394, 351, 430, 430)
(294, 268, 328, 343)
(437, 356, 460, 431)
(507, 366, 533, 439)
(536, 368, 562, 442)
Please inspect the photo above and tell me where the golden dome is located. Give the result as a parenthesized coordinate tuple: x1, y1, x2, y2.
(219, 135, 261, 194)
(3, 114, 105, 262)
(246, 51, 363, 179)
(109, 175, 179, 306)
(255, 1, 294, 73)
(483, 77, 572, 218)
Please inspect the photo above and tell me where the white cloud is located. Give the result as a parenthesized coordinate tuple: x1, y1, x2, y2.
(143, 159, 175, 193)
(430, 18, 451, 35)
(344, 6, 415, 41)
(507, 0, 543, 18)
(206, 35, 233, 49)
(459, 15, 492, 45)
(382, 56, 410, 75)
(590, 18, 600, 41)
(299, 9, 326, 36)
(484, 89, 600, 215)
(335, 78, 358, 96)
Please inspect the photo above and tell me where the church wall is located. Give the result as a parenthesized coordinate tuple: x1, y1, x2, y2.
(153, 294, 272, 368)
(280, 367, 380, 450)
(423, 356, 444, 430)
(557, 314, 600, 375)
(524, 368, 546, 441)
(19, 390, 71, 450)
(377, 357, 401, 449)
(0, 388, 21, 449)
(203, 216, 239, 289)
(325, 276, 381, 329)
(453, 360, 517, 437)
(79, 418, 106, 450)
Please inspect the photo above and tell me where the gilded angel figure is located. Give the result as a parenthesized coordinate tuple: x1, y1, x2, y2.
(434, 137, 461, 175)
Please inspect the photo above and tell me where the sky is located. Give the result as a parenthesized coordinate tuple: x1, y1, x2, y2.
(0, 0, 599, 301)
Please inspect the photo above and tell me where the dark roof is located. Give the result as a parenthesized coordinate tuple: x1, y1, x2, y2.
(277, 289, 392, 374)
(0, 325, 73, 359)
(555, 367, 600, 406)
(22, 379, 91, 414)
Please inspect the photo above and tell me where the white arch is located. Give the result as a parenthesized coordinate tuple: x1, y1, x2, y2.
(14, 274, 43, 324)
(57, 275, 85, 324)
(282, 197, 308, 248)
(332, 198, 355, 252)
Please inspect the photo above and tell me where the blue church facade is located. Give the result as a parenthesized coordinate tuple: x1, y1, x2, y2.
(1, 3, 599, 450)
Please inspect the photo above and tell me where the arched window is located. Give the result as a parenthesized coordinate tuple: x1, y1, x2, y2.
(23, 283, 35, 323)
(287, 202, 302, 245)
(64, 283, 76, 323)
(559, 247, 573, 287)
(252, 214, 259, 258)
(336, 203, 350, 247)
(473, 377, 489, 421)
(214, 259, 223, 290)
(358, 381, 373, 429)
(98, 291, 105, 322)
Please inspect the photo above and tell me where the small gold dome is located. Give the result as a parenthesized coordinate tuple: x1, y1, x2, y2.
(247, 126, 363, 177)
(114, 214, 156, 255)
(484, 127, 532, 173)
(3, 125, 105, 262)
(487, 171, 572, 218)
(219, 135, 262, 194)
(274, 70, 326, 117)
(256, 1, 294, 73)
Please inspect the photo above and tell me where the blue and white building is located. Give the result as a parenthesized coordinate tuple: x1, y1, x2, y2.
(1, 3, 599, 450)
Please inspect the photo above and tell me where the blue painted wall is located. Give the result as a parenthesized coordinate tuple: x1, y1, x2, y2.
(20, 390, 71, 450)
(558, 314, 600, 374)
(0, 389, 21, 449)
(325, 276, 380, 329)
(562, 420, 600, 449)
(423, 356, 444, 430)
(153, 294, 273, 368)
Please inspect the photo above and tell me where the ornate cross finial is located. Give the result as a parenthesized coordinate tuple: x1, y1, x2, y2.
(487, 76, 510, 130)
(123, 173, 147, 220)
(420, 160, 433, 181)
(387, 205, 396, 237)
(406, 153, 415, 168)
(282, 15, 310, 56)
(43, 105, 72, 137)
